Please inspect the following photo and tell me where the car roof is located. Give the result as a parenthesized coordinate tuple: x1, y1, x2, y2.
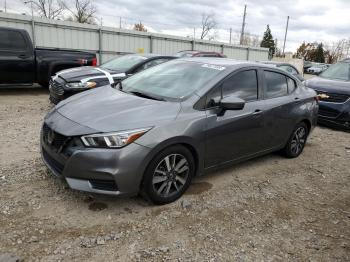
(260, 61, 293, 66)
(177, 50, 222, 54)
(178, 57, 265, 67)
(341, 58, 350, 63)
(127, 53, 175, 59)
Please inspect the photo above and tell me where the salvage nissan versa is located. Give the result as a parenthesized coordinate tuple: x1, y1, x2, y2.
(41, 58, 318, 204)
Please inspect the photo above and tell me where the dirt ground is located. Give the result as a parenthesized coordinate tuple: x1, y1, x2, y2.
(0, 86, 349, 262)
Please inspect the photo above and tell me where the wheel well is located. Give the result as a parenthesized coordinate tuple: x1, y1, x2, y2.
(301, 119, 311, 134)
(178, 143, 199, 176)
(139, 142, 200, 193)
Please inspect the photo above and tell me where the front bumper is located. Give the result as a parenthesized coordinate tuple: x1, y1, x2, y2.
(40, 126, 152, 196)
(317, 100, 350, 130)
(49, 80, 86, 105)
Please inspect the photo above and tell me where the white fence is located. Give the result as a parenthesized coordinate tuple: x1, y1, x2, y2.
(0, 12, 269, 64)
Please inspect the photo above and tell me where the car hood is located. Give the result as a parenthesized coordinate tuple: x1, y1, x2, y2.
(55, 86, 181, 133)
(305, 76, 350, 95)
(56, 66, 125, 83)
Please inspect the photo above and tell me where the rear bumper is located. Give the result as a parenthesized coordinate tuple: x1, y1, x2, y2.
(41, 131, 152, 196)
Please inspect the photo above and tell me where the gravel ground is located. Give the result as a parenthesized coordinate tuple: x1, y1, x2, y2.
(0, 86, 349, 262)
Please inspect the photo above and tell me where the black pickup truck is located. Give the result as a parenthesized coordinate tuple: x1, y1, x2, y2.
(0, 27, 97, 87)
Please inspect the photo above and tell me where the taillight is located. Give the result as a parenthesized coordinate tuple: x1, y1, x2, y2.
(91, 57, 97, 66)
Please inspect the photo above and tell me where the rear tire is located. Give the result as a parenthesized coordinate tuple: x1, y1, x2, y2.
(141, 145, 195, 205)
(282, 122, 308, 158)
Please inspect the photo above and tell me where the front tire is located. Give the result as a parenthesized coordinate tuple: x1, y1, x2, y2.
(141, 145, 195, 205)
(282, 122, 308, 158)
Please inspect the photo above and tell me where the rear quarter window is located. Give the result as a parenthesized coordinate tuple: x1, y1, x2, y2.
(0, 30, 27, 50)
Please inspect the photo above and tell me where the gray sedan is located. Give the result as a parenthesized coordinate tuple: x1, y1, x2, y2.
(41, 58, 319, 204)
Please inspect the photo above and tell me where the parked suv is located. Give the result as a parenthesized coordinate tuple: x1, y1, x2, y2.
(0, 27, 96, 87)
(304, 59, 350, 130)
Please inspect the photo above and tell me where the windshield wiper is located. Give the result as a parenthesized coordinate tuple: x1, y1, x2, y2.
(129, 91, 165, 101)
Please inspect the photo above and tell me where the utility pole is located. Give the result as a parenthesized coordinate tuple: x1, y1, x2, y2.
(229, 28, 232, 44)
(193, 28, 196, 39)
(240, 4, 247, 45)
(4, 0, 7, 12)
(282, 16, 289, 57)
(119, 17, 122, 29)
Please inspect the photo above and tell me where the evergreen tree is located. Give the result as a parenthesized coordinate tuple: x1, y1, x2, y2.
(314, 43, 325, 63)
(260, 25, 276, 59)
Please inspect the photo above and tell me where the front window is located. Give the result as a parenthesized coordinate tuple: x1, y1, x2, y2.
(100, 54, 147, 71)
(320, 62, 350, 81)
(121, 60, 224, 101)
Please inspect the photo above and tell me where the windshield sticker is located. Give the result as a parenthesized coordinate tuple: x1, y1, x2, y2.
(201, 64, 226, 71)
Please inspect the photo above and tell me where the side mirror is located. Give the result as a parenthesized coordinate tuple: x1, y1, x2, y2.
(220, 96, 245, 110)
(111, 80, 120, 88)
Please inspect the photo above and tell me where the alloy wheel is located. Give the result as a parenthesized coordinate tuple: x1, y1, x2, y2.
(152, 154, 189, 197)
(290, 126, 307, 155)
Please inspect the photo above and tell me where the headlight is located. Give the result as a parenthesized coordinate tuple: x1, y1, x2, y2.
(66, 81, 97, 89)
(81, 127, 152, 148)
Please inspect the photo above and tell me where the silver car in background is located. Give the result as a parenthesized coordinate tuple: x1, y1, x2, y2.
(41, 58, 318, 204)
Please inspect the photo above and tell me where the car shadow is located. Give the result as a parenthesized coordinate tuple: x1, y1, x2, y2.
(0, 85, 48, 95)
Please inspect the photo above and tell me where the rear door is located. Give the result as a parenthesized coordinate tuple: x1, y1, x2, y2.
(262, 70, 298, 149)
(0, 28, 35, 84)
(204, 68, 268, 167)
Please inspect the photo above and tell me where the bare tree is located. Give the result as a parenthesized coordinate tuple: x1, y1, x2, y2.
(64, 0, 97, 24)
(199, 13, 217, 40)
(133, 22, 147, 32)
(324, 39, 349, 63)
(23, 0, 65, 19)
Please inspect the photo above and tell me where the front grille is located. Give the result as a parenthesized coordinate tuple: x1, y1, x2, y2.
(42, 124, 70, 152)
(49, 80, 65, 96)
(42, 148, 64, 175)
(318, 109, 339, 118)
(314, 89, 350, 103)
(89, 179, 118, 191)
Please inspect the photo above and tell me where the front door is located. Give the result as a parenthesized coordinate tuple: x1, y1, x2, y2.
(204, 68, 268, 168)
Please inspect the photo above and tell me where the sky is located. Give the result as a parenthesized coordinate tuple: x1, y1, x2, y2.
(2, 0, 350, 52)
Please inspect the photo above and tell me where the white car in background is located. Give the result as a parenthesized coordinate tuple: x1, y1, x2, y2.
(307, 64, 329, 75)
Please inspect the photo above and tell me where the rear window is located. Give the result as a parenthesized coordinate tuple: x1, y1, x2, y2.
(264, 71, 288, 99)
(0, 30, 27, 50)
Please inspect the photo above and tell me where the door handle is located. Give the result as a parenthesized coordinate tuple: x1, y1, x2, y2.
(18, 54, 28, 59)
(294, 97, 300, 101)
(252, 109, 263, 115)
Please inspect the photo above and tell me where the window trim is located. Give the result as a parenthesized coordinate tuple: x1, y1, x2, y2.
(262, 69, 293, 100)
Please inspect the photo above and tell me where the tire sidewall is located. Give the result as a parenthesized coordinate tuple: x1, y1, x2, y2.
(142, 145, 195, 205)
(285, 122, 308, 158)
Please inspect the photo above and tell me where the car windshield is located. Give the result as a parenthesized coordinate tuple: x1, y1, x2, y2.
(121, 60, 224, 101)
(320, 62, 350, 81)
(100, 54, 147, 71)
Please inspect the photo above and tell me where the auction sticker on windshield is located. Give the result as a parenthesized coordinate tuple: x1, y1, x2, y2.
(201, 64, 226, 71)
